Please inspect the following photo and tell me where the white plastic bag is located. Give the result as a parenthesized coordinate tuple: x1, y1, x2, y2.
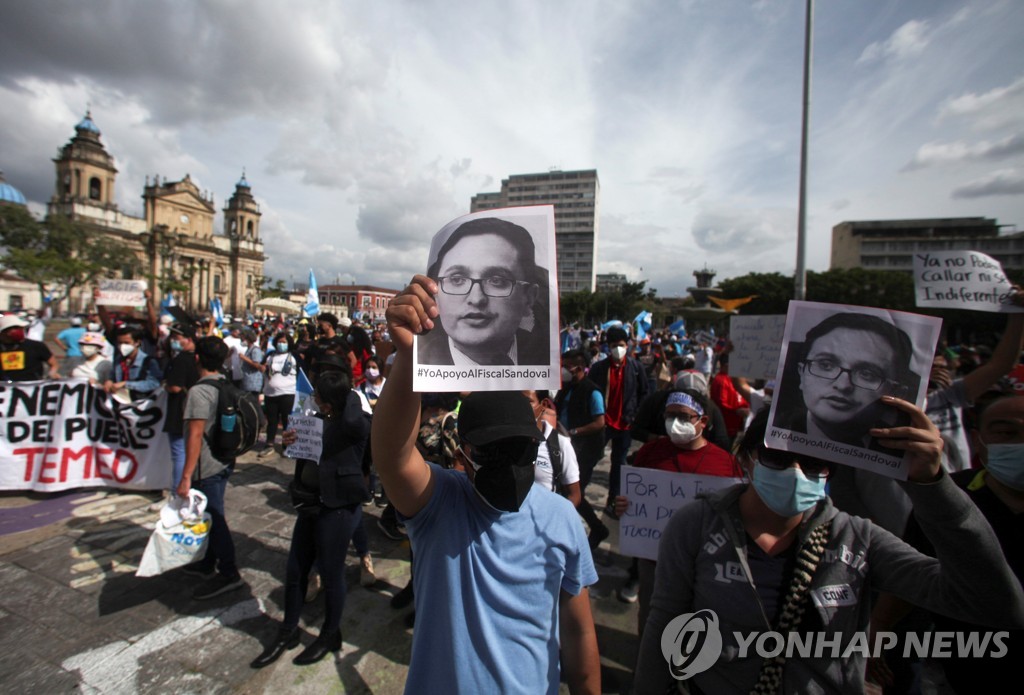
(136, 490, 212, 577)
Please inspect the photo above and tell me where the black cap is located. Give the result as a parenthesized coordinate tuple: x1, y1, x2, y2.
(169, 323, 196, 340)
(457, 391, 544, 447)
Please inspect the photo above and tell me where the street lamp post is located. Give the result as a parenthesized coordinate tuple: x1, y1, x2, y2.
(795, 0, 814, 301)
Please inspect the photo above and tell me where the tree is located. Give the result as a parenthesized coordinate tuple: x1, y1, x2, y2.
(256, 276, 287, 299)
(0, 206, 140, 309)
(716, 272, 794, 315)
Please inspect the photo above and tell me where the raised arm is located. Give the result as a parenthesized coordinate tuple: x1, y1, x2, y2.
(370, 275, 438, 517)
(962, 300, 1024, 402)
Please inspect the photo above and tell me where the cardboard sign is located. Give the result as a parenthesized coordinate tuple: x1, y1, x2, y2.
(0, 380, 171, 491)
(618, 466, 742, 561)
(913, 251, 1023, 313)
(284, 414, 324, 462)
(729, 315, 787, 379)
(97, 279, 148, 307)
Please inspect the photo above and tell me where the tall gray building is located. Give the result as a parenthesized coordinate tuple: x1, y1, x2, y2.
(471, 169, 599, 294)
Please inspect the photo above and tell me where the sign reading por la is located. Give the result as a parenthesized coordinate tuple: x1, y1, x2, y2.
(914, 251, 1023, 313)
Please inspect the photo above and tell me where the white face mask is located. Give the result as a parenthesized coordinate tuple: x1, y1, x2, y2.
(119, 343, 136, 358)
(611, 345, 628, 362)
(80, 345, 99, 358)
(666, 417, 699, 445)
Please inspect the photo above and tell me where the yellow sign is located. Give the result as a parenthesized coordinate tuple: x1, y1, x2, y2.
(1, 351, 26, 372)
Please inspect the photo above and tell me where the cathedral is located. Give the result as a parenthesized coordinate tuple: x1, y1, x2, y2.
(46, 112, 266, 315)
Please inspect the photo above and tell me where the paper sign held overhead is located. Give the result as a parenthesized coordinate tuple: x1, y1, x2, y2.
(729, 315, 787, 380)
(913, 251, 1023, 313)
(96, 279, 148, 307)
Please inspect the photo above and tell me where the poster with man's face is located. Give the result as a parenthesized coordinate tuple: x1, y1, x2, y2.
(764, 301, 941, 480)
(413, 206, 560, 392)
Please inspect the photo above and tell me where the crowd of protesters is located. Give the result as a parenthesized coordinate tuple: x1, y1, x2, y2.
(3, 286, 1024, 694)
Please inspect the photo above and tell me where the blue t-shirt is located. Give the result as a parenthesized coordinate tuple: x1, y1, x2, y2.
(403, 465, 598, 694)
(57, 326, 86, 357)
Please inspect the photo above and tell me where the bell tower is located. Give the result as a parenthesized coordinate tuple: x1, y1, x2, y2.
(51, 111, 118, 213)
(223, 171, 261, 241)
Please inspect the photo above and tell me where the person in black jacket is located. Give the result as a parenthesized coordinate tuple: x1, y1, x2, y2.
(251, 370, 371, 668)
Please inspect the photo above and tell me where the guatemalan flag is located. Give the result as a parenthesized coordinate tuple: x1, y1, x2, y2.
(305, 269, 320, 317)
(633, 310, 652, 340)
(161, 293, 177, 317)
(210, 298, 224, 328)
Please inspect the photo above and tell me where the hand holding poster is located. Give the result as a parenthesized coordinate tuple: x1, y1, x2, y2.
(412, 206, 560, 392)
(96, 279, 148, 307)
(913, 251, 1024, 313)
(764, 301, 940, 480)
(284, 414, 324, 461)
(618, 467, 742, 561)
(729, 315, 787, 379)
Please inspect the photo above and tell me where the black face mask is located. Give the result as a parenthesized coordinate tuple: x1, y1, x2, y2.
(467, 438, 539, 513)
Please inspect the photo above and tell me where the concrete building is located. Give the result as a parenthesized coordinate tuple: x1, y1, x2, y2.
(318, 284, 398, 323)
(471, 169, 599, 294)
(44, 112, 266, 315)
(595, 272, 627, 293)
(831, 217, 1024, 272)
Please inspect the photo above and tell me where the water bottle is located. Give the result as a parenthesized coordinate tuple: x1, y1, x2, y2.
(220, 405, 238, 433)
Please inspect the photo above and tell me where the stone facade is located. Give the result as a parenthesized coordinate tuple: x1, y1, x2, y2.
(46, 113, 266, 315)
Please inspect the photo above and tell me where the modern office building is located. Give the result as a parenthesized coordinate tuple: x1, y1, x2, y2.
(471, 169, 599, 294)
(41, 112, 266, 314)
(595, 273, 627, 293)
(831, 217, 1024, 272)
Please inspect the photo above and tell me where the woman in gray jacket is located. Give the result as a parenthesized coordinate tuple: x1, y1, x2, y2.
(634, 396, 1024, 694)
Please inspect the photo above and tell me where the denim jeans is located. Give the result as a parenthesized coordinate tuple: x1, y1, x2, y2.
(167, 433, 185, 490)
(196, 468, 238, 579)
(284, 505, 363, 635)
(605, 426, 632, 499)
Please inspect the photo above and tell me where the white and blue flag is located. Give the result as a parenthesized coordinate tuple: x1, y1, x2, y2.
(305, 268, 320, 317)
(210, 298, 224, 328)
(633, 310, 652, 340)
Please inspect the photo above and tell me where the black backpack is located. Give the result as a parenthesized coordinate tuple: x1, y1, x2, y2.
(202, 377, 264, 461)
(546, 425, 570, 497)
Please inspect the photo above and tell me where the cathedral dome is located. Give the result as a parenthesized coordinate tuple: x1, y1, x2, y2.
(76, 111, 101, 134)
(0, 172, 27, 206)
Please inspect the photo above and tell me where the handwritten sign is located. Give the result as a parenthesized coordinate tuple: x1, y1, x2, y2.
(729, 315, 786, 379)
(284, 414, 323, 461)
(618, 466, 742, 561)
(97, 279, 148, 307)
(913, 251, 1023, 313)
(690, 329, 714, 347)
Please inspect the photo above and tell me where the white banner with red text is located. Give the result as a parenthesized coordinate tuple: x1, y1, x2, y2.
(0, 379, 172, 492)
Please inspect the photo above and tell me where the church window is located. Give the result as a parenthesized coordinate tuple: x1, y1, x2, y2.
(89, 177, 102, 200)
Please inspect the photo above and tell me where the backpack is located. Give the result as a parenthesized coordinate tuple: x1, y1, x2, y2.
(202, 377, 264, 461)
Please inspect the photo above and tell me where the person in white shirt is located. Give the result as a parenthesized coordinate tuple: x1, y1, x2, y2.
(524, 390, 582, 507)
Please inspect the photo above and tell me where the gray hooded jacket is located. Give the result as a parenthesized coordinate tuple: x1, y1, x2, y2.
(634, 472, 1024, 694)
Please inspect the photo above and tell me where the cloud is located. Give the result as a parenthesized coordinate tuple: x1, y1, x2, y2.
(903, 133, 1024, 170)
(691, 206, 795, 254)
(939, 75, 1024, 131)
(857, 20, 932, 65)
(952, 169, 1024, 199)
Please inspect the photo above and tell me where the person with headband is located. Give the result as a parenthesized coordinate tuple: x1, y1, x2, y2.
(613, 389, 742, 635)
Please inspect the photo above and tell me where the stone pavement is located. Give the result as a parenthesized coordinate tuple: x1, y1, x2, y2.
(0, 449, 641, 694)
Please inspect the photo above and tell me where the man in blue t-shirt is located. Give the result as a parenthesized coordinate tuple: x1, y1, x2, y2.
(373, 275, 600, 695)
(56, 316, 87, 376)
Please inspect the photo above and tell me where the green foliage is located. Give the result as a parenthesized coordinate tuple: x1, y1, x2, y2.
(557, 281, 656, 325)
(716, 272, 794, 315)
(0, 206, 140, 307)
(255, 275, 287, 299)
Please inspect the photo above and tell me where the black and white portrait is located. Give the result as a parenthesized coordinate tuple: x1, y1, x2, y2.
(765, 301, 941, 479)
(413, 206, 559, 392)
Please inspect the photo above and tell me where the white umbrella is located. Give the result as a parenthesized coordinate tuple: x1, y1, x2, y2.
(255, 297, 302, 314)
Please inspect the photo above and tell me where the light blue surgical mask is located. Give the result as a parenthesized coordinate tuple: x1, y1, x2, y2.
(751, 461, 827, 517)
(276, 342, 289, 353)
(170, 340, 182, 353)
(985, 443, 1024, 491)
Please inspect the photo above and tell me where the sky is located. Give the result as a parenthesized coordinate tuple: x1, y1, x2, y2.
(1, 0, 1022, 298)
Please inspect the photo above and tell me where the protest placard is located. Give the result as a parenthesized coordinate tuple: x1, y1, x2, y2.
(96, 279, 148, 307)
(618, 466, 742, 561)
(413, 206, 560, 393)
(729, 315, 787, 379)
(0, 380, 171, 491)
(765, 301, 941, 480)
(913, 250, 1024, 313)
(690, 329, 714, 346)
(284, 414, 324, 461)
